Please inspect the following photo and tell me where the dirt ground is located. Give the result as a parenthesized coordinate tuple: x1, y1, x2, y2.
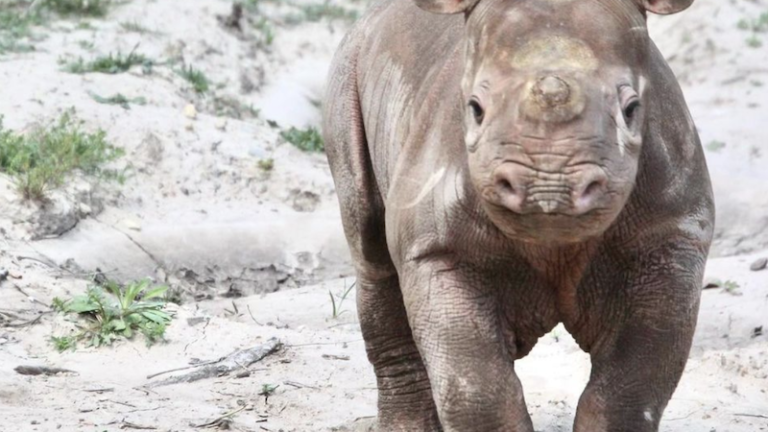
(0, 0, 767, 431)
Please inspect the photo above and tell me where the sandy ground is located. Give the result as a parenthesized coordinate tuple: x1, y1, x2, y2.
(0, 0, 767, 431)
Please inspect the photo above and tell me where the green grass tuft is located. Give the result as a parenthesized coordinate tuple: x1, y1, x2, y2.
(176, 64, 210, 94)
(0, 4, 44, 54)
(119, 21, 158, 35)
(63, 49, 149, 74)
(52, 278, 174, 349)
(90, 92, 147, 109)
(0, 111, 125, 200)
(280, 126, 324, 152)
(41, 0, 111, 17)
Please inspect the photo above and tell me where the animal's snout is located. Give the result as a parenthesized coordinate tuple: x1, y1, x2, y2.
(492, 163, 608, 216)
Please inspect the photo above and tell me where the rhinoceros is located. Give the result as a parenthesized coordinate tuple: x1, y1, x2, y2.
(323, 0, 714, 430)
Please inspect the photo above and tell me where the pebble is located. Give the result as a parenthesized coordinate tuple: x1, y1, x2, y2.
(184, 103, 198, 119)
(749, 257, 767, 272)
(122, 218, 142, 232)
(215, 118, 228, 131)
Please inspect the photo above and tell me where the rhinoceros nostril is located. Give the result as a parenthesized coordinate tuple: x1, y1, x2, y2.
(498, 179, 515, 194)
(583, 180, 605, 199)
(573, 176, 608, 215)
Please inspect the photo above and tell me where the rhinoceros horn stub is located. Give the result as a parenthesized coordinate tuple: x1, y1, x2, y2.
(532, 76, 571, 108)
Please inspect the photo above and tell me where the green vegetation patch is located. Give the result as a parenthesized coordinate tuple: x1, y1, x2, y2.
(52, 279, 174, 350)
(287, 2, 358, 24)
(41, 0, 111, 17)
(0, 111, 124, 200)
(63, 50, 149, 74)
(0, 3, 44, 54)
(91, 92, 147, 109)
(176, 64, 210, 94)
(280, 126, 324, 152)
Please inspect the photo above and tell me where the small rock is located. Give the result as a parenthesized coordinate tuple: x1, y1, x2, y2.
(122, 218, 142, 232)
(184, 104, 198, 119)
(0, 268, 8, 282)
(187, 317, 209, 327)
(215, 118, 228, 131)
(8, 270, 21, 279)
(750, 257, 767, 272)
(185, 121, 195, 131)
(79, 203, 92, 216)
(753, 326, 764, 338)
(702, 278, 721, 290)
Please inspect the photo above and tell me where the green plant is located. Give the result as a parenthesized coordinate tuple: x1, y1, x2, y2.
(0, 4, 44, 54)
(90, 92, 147, 109)
(119, 21, 156, 34)
(706, 140, 726, 152)
(176, 64, 210, 94)
(51, 335, 77, 352)
(746, 35, 763, 48)
(52, 279, 173, 348)
(722, 280, 741, 296)
(280, 126, 323, 152)
(737, 12, 768, 33)
(63, 49, 149, 74)
(257, 158, 274, 171)
(254, 17, 274, 46)
(284, 1, 358, 24)
(259, 384, 279, 402)
(0, 111, 125, 200)
(41, 0, 110, 17)
(329, 281, 355, 319)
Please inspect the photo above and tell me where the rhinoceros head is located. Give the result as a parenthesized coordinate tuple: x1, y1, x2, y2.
(417, 0, 695, 243)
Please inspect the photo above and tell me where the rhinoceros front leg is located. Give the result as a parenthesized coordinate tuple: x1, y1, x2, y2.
(573, 243, 705, 432)
(401, 260, 535, 432)
(357, 272, 442, 432)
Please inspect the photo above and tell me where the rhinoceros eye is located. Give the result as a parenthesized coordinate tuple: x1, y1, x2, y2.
(620, 86, 641, 126)
(468, 98, 485, 125)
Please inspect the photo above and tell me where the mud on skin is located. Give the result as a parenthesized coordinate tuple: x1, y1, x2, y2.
(323, 0, 714, 430)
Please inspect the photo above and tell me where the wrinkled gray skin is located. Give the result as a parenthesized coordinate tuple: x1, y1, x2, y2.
(323, 0, 715, 430)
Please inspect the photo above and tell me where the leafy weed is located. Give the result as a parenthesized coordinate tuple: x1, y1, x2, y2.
(51, 279, 174, 349)
(280, 126, 323, 152)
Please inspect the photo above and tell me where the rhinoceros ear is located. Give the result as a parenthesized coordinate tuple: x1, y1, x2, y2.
(639, 0, 694, 14)
(414, 0, 480, 14)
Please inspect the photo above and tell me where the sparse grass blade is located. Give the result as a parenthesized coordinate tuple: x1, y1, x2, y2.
(176, 64, 210, 94)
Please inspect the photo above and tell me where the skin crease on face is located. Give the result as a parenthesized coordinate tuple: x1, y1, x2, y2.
(323, 0, 713, 430)
(462, 0, 648, 244)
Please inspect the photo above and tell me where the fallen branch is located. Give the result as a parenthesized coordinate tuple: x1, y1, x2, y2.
(146, 338, 281, 388)
(15, 365, 77, 376)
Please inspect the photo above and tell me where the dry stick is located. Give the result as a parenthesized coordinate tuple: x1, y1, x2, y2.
(146, 338, 282, 387)
(191, 405, 248, 428)
(5, 311, 50, 328)
(734, 413, 768, 420)
(11, 283, 51, 309)
(145, 354, 231, 380)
